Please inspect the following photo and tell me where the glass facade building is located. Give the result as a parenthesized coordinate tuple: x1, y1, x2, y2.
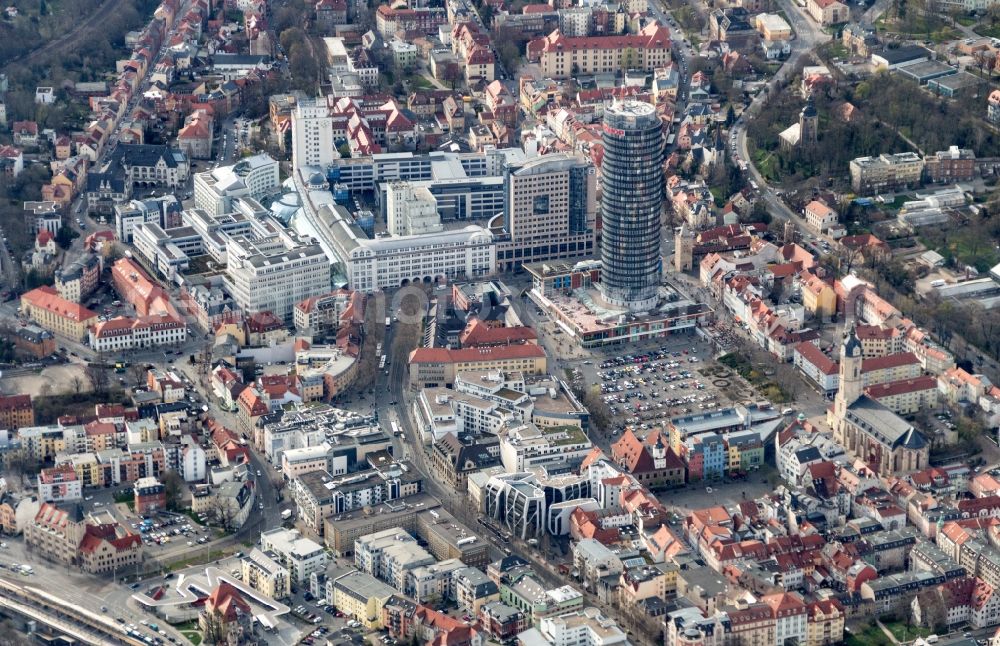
(598, 101, 664, 311)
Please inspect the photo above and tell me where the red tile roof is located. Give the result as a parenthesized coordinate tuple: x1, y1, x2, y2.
(22, 286, 98, 323)
(794, 342, 837, 375)
(865, 375, 937, 398)
(459, 320, 538, 347)
(862, 352, 919, 373)
(0, 394, 32, 413)
(206, 582, 251, 622)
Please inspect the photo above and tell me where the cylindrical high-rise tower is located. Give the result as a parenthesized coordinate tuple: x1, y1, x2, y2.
(598, 100, 664, 312)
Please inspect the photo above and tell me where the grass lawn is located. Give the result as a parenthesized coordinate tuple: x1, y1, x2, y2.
(822, 41, 851, 61)
(166, 549, 231, 571)
(956, 14, 978, 26)
(718, 353, 791, 403)
(407, 74, 435, 90)
(181, 631, 202, 645)
(920, 228, 1000, 273)
(752, 149, 779, 182)
(977, 22, 1000, 38)
(845, 624, 893, 646)
(882, 621, 933, 642)
(889, 194, 913, 209)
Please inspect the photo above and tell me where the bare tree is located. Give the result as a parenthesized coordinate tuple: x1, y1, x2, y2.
(86, 352, 110, 395)
(71, 375, 84, 395)
(130, 362, 149, 388)
(209, 496, 239, 533)
(162, 470, 184, 511)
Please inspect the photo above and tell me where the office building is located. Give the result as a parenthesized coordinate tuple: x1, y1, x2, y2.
(408, 345, 548, 388)
(385, 181, 444, 237)
(0, 395, 35, 430)
(598, 101, 664, 312)
(193, 154, 280, 215)
(223, 230, 330, 321)
(494, 152, 597, 272)
(20, 286, 98, 342)
(297, 180, 495, 293)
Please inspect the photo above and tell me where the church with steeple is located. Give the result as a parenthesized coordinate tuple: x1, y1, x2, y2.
(830, 325, 929, 476)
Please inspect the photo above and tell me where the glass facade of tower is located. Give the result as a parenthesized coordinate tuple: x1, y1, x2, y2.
(598, 101, 664, 311)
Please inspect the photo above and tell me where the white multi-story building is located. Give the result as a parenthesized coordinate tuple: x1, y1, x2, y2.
(518, 607, 628, 646)
(354, 527, 436, 593)
(179, 436, 207, 483)
(224, 229, 331, 320)
(194, 154, 280, 215)
(37, 466, 83, 503)
(296, 172, 495, 292)
(260, 528, 329, 585)
(498, 423, 592, 473)
(89, 315, 187, 352)
(384, 181, 444, 237)
(114, 197, 178, 243)
(292, 99, 337, 169)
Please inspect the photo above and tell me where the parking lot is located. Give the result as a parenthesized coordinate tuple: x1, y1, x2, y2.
(564, 334, 752, 436)
(595, 348, 721, 433)
(131, 512, 215, 551)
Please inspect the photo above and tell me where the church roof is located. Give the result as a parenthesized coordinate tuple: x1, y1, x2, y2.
(845, 395, 927, 450)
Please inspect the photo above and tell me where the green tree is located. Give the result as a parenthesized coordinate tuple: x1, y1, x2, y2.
(54, 225, 78, 249)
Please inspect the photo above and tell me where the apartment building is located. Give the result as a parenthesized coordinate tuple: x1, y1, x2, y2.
(55, 254, 101, 303)
(260, 528, 329, 585)
(242, 548, 291, 599)
(223, 230, 330, 321)
(526, 22, 671, 78)
(495, 152, 596, 272)
(20, 286, 99, 342)
(850, 153, 925, 195)
(0, 394, 34, 430)
(328, 569, 397, 629)
(38, 464, 83, 502)
(924, 146, 977, 183)
(375, 5, 447, 38)
(865, 376, 940, 416)
(355, 527, 436, 593)
(293, 289, 360, 334)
